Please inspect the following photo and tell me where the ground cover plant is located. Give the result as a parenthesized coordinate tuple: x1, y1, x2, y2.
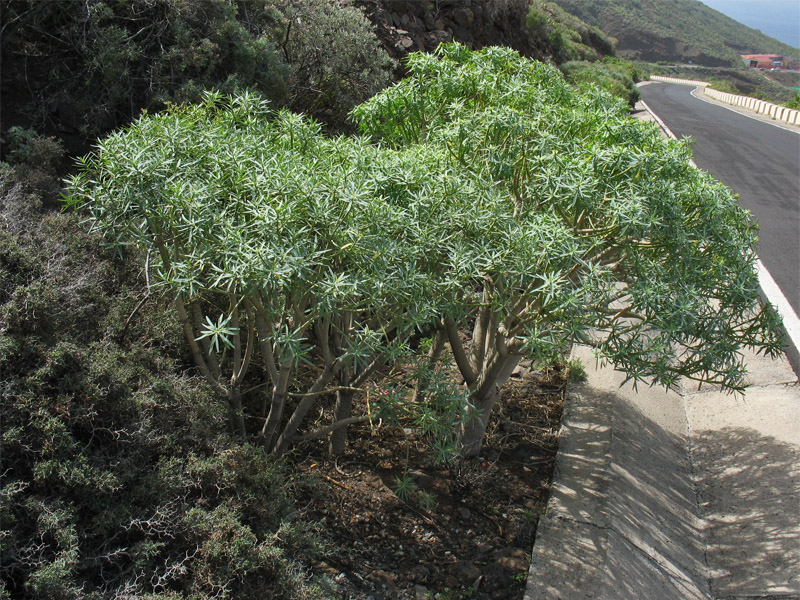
(560, 56, 644, 106)
(67, 43, 784, 465)
(0, 139, 328, 599)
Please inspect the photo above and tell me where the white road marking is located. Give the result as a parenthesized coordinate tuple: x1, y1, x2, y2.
(688, 86, 800, 135)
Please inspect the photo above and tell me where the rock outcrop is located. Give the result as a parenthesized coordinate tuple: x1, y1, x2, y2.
(347, 0, 541, 64)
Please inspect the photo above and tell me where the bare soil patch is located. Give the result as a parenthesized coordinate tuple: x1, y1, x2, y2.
(289, 367, 566, 599)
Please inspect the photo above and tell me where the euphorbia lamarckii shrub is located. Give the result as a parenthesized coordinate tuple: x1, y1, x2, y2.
(67, 45, 783, 459)
(351, 43, 783, 456)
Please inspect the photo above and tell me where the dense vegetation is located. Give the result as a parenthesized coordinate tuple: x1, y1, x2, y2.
(550, 0, 799, 67)
(0, 138, 328, 598)
(1, 6, 393, 593)
(524, 2, 644, 106)
(0, 0, 395, 145)
(560, 57, 644, 106)
(526, 0, 616, 62)
(1, 0, 790, 595)
(67, 44, 782, 463)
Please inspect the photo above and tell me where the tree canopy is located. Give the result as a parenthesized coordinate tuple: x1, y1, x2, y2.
(66, 43, 783, 458)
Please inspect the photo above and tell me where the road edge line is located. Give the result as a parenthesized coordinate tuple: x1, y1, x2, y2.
(755, 259, 800, 355)
(638, 98, 800, 360)
(688, 86, 800, 136)
(639, 99, 677, 139)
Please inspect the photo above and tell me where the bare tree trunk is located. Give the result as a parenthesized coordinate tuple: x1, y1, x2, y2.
(460, 387, 499, 458)
(328, 313, 352, 456)
(459, 353, 522, 457)
(273, 360, 340, 456)
(228, 388, 247, 436)
(328, 384, 353, 456)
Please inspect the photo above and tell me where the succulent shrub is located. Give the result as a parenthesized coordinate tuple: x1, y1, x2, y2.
(67, 44, 783, 460)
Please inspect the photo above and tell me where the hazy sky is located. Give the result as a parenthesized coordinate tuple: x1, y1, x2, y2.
(700, 0, 800, 48)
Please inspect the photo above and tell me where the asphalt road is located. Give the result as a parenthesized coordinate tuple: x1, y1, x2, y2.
(639, 82, 800, 317)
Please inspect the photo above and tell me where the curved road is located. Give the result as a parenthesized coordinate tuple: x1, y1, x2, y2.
(639, 82, 800, 319)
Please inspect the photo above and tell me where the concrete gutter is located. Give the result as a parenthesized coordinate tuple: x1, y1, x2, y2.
(525, 345, 800, 599)
(525, 95, 800, 599)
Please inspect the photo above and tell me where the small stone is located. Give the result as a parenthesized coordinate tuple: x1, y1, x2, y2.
(409, 469, 433, 488)
(457, 506, 472, 520)
(413, 584, 429, 600)
(453, 7, 474, 27)
(368, 570, 399, 595)
(409, 563, 431, 583)
(494, 547, 529, 571)
(511, 364, 526, 378)
(453, 25, 471, 41)
(451, 560, 481, 581)
(427, 29, 451, 46)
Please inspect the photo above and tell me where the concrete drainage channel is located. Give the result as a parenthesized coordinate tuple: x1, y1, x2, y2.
(524, 344, 800, 599)
(523, 97, 800, 599)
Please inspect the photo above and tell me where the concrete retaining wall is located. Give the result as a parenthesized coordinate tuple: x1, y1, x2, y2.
(650, 75, 710, 87)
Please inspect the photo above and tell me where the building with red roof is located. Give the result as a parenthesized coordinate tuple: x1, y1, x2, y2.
(741, 54, 798, 70)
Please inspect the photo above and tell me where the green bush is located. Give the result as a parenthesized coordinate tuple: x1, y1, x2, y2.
(709, 79, 740, 95)
(560, 58, 641, 106)
(0, 142, 327, 599)
(68, 44, 782, 463)
(353, 44, 781, 454)
(1, 0, 394, 139)
(275, 0, 396, 127)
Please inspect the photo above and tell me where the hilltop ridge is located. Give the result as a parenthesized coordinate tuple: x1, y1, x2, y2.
(549, 0, 799, 66)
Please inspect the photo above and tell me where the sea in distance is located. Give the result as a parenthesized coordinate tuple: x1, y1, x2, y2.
(701, 0, 800, 49)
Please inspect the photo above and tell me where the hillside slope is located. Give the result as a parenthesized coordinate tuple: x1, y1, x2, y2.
(550, 0, 799, 66)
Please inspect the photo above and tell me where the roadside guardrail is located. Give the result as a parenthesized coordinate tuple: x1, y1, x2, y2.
(649, 75, 709, 87)
(703, 87, 800, 126)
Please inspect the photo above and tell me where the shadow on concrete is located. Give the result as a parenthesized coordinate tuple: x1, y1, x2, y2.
(692, 426, 800, 598)
(601, 395, 710, 599)
(529, 376, 800, 600)
(529, 385, 711, 599)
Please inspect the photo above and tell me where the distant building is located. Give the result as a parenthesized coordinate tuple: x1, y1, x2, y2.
(741, 54, 799, 70)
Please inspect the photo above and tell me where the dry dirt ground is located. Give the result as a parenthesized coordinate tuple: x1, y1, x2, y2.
(288, 367, 566, 600)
